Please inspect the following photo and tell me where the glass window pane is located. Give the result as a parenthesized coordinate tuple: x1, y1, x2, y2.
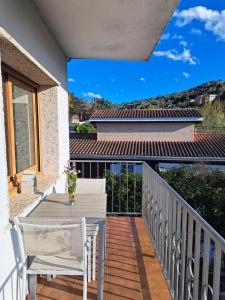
(12, 84, 35, 173)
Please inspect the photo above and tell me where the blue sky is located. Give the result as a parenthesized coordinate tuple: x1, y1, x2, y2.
(67, 0, 225, 104)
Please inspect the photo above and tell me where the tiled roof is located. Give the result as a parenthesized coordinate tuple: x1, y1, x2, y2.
(70, 133, 225, 160)
(90, 109, 203, 120)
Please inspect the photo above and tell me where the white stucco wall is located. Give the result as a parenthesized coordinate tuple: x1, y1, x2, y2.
(96, 122, 195, 142)
(0, 1, 69, 299)
(0, 0, 67, 88)
(38, 86, 69, 176)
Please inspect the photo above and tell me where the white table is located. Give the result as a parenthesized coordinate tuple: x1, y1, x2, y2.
(27, 193, 107, 300)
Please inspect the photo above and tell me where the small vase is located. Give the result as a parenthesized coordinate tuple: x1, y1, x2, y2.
(68, 192, 75, 205)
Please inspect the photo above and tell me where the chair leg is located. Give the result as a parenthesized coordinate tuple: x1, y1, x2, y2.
(87, 237, 91, 283)
(83, 261, 87, 300)
(21, 266, 27, 300)
(92, 236, 96, 281)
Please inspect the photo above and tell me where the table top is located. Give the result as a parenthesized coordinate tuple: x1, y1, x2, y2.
(28, 193, 107, 219)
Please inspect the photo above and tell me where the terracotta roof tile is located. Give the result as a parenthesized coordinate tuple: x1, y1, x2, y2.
(90, 109, 203, 120)
(70, 133, 225, 160)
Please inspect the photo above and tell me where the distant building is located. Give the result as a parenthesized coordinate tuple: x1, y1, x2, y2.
(89, 109, 203, 142)
(194, 94, 217, 105)
(71, 114, 80, 124)
(70, 109, 225, 164)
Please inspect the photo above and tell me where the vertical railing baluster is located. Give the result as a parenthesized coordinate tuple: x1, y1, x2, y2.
(167, 190, 172, 284)
(175, 202, 181, 300)
(158, 183, 162, 261)
(161, 186, 167, 273)
(193, 223, 201, 300)
(119, 161, 121, 213)
(201, 233, 211, 300)
(82, 162, 84, 177)
(180, 209, 187, 299)
(186, 215, 194, 300)
(111, 163, 114, 214)
(97, 162, 99, 178)
(212, 242, 221, 300)
(171, 197, 177, 295)
(134, 163, 136, 214)
(126, 162, 129, 213)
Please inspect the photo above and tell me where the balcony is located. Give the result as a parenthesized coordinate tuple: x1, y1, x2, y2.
(26, 162, 225, 299)
(35, 216, 171, 300)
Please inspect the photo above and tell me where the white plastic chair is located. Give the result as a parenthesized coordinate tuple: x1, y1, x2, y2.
(14, 217, 88, 300)
(76, 178, 106, 194)
(76, 178, 106, 281)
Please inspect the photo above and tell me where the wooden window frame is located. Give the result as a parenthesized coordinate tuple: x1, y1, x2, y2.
(3, 71, 40, 193)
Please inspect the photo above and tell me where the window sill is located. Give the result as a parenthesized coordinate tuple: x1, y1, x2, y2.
(9, 175, 61, 220)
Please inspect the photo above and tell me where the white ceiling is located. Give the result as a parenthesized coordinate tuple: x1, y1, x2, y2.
(33, 0, 179, 61)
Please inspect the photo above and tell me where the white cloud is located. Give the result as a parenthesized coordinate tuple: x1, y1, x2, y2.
(182, 72, 190, 79)
(83, 92, 102, 98)
(172, 34, 183, 40)
(139, 77, 146, 81)
(68, 78, 75, 82)
(179, 40, 187, 47)
(174, 6, 225, 41)
(153, 48, 199, 65)
(190, 28, 202, 35)
(161, 33, 170, 40)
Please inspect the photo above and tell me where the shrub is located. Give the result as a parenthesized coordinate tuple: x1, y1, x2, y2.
(74, 123, 96, 133)
(161, 165, 225, 238)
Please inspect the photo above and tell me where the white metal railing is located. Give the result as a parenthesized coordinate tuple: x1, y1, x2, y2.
(142, 162, 225, 300)
(70, 160, 143, 215)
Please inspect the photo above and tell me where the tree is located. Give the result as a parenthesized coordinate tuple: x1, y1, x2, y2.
(92, 98, 113, 110)
(161, 165, 225, 238)
(68, 92, 75, 114)
(199, 101, 225, 132)
(74, 123, 96, 133)
(105, 169, 142, 214)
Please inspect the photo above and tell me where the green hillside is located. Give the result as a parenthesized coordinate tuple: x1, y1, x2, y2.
(118, 80, 225, 109)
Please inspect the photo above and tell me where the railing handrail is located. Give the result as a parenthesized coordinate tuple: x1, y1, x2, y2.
(70, 159, 143, 163)
(143, 162, 225, 251)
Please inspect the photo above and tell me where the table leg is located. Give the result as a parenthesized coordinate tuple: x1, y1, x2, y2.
(28, 274, 36, 300)
(97, 219, 105, 300)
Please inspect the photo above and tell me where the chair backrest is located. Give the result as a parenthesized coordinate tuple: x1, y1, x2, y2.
(14, 217, 86, 263)
(76, 178, 106, 194)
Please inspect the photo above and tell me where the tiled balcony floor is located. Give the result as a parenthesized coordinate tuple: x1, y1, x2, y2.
(35, 217, 171, 300)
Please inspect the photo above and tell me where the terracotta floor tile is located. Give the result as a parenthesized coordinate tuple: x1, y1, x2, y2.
(36, 217, 171, 300)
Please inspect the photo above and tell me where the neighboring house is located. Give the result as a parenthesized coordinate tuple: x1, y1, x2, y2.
(89, 109, 203, 142)
(194, 94, 217, 105)
(71, 114, 80, 124)
(70, 109, 225, 164)
(0, 1, 179, 299)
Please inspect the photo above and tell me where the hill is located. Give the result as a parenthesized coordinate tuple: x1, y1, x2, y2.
(118, 80, 225, 109)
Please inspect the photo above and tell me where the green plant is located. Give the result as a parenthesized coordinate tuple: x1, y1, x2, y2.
(74, 123, 96, 133)
(65, 164, 78, 196)
(198, 101, 225, 133)
(105, 169, 142, 214)
(161, 165, 225, 238)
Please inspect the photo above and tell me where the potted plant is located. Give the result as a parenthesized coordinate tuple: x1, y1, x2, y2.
(65, 163, 78, 205)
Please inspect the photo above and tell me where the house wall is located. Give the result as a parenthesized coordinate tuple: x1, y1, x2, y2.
(0, 1, 69, 299)
(96, 122, 195, 142)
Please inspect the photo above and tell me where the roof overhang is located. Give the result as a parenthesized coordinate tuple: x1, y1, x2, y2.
(33, 0, 179, 60)
(70, 154, 225, 163)
(90, 117, 204, 123)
